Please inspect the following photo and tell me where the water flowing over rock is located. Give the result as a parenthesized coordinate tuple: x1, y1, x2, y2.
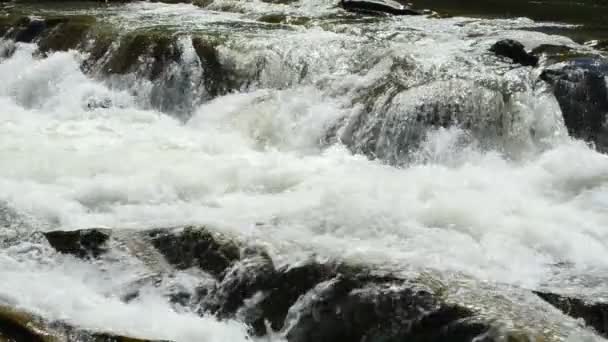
(23, 227, 607, 341)
(2, 1, 608, 341)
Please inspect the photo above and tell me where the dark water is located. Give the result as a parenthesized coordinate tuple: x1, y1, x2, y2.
(414, 0, 608, 43)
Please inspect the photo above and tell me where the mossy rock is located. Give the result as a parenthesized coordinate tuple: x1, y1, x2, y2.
(104, 31, 181, 79)
(37, 16, 97, 54)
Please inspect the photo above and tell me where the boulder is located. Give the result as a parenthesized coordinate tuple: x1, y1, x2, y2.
(540, 58, 608, 152)
(490, 39, 539, 67)
(43, 228, 111, 258)
(339, 0, 422, 15)
(283, 274, 486, 342)
(535, 291, 608, 338)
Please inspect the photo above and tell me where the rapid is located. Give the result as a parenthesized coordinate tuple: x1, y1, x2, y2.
(1, 1, 608, 341)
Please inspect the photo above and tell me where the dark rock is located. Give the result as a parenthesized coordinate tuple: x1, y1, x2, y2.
(247, 261, 338, 335)
(0, 306, 46, 342)
(201, 246, 277, 317)
(532, 44, 599, 65)
(104, 31, 181, 79)
(13, 18, 49, 43)
(0, 304, 172, 342)
(540, 58, 608, 152)
(37, 16, 96, 54)
(43, 228, 111, 258)
(534, 291, 608, 338)
(490, 39, 539, 67)
(147, 226, 240, 278)
(191, 36, 239, 98)
(284, 274, 485, 342)
(340, 0, 422, 15)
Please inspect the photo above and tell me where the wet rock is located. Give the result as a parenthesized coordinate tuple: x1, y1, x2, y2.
(147, 226, 240, 278)
(37, 16, 97, 54)
(0, 305, 171, 342)
(201, 247, 277, 317)
(532, 44, 599, 65)
(43, 228, 111, 258)
(246, 261, 339, 335)
(535, 291, 608, 338)
(336, 78, 509, 165)
(284, 274, 486, 342)
(104, 31, 181, 79)
(540, 58, 608, 152)
(0, 306, 47, 342)
(191, 36, 241, 98)
(340, 0, 422, 15)
(12, 18, 49, 43)
(490, 39, 539, 67)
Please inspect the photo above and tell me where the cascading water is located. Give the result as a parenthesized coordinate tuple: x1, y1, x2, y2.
(1, 1, 608, 341)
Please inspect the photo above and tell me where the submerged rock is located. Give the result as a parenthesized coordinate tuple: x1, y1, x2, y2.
(43, 228, 111, 258)
(535, 291, 608, 338)
(339, 0, 422, 15)
(540, 58, 608, 152)
(490, 39, 539, 67)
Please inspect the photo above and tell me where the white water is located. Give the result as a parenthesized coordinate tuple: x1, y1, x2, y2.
(1, 2, 608, 341)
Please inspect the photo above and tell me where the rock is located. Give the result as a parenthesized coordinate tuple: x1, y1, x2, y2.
(147, 226, 240, 278)
(246, 261, 339, 335)
(0, 305, 47, 342)
(37, 16, 97, 54)
(0, 304, 171, 342)
(12, 18, 49, 43)
(43, 228, 111, 258)
(201, 246, 277, 318)
(540, 58, 608, 152)
(104, 31, 181, 79)
(334, 78, 510, 165)
(283, 274, 486, 342)
(535, 291, 608, 338)
(532, 44, 600, 65)
(191, 36, 237, 98)
(339, 0, 422, 15)
(490, 39, 539, 67)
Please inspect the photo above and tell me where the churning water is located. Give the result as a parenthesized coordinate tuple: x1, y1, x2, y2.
(1, 1, 608, 341)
